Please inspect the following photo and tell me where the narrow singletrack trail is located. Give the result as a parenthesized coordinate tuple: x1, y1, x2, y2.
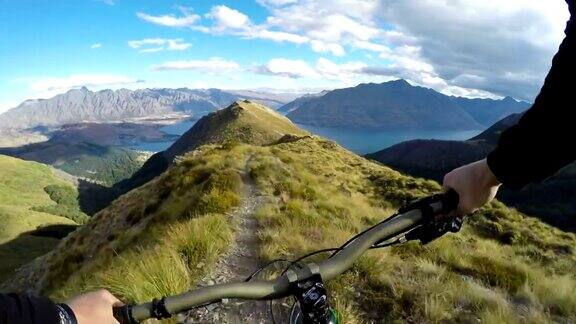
(183, 157, 272, 323)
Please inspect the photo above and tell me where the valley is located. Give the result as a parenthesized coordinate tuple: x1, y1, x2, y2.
(2, 2, 573, 323)
(367, 113, 576, 232)
(0, 101, 574, 323)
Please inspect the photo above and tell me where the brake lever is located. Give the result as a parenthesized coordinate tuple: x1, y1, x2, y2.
(400, 189, 463, 244)
(405, 215, 464, 244)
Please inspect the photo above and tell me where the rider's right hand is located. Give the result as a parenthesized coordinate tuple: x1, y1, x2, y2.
(443, 158, 501, 215)
(66, 289, 124, 324)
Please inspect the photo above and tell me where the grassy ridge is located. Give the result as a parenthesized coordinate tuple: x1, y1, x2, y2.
(2, 100, 574, 323)
(0, 155, 82, 282)
(8, 146, 245, 303)
(247, 137, 576, 323)
(7, 139, 574, 323)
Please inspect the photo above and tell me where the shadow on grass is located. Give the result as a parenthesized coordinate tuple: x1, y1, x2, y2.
(0, 224, 78, 285)
(77, 179, 118, 215)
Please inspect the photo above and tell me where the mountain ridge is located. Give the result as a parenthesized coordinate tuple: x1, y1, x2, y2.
(286, 80, 530, 130)
(0, 88, 299, 130)
(2, 102, 575, 323)
(114, 100, 308, 197)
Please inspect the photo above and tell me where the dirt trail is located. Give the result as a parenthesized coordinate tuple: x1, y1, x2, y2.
(182, 158, 271, 323)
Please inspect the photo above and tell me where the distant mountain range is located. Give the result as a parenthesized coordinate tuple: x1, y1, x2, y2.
(286, 80, 530, 130)
(367, 113, 576, 232)
(277, 90, 329, 114)
(0, 87, 299, 130)
(4, 99, 576, 324)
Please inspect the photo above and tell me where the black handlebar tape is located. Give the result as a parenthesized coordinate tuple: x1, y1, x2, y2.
(441, 189, 460, 213)
(113, 305, 136, 324)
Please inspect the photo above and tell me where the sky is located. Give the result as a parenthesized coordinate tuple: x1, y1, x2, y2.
(0, 0, 571, 113)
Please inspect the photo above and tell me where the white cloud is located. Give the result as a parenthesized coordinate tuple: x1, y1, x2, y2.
(310, 40, 346, 56)
(90, 43, 102, 49)
(257, 0, 298, 7)
(315, 58, 367, 80)
(128, 38, 192, 53)
(374, 0, 570, 100)
(252, 57, 499, 99)
(207, 5, 250, 30)
(166, 39, 192, 51)
(137, 10, 200, 27)
(254, 57, 372, 83)
(196, 5, 310, 45)
(246, 29, 308, 44)
(29, 74, 142, 99)
(254, 59, 319, 78)
(151, 58, 241, 74)
(136, 1, 570, 100)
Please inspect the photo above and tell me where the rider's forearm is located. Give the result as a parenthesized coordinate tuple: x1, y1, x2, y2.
(0, 293, 63, 324)
(487, 10, 575, 190)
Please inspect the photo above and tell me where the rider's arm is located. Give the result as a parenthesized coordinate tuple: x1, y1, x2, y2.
(0, 290, 122, 324)
(444, 5, 574, 214)
(486, 6, 575, 190)
(0, 293, 62, 324)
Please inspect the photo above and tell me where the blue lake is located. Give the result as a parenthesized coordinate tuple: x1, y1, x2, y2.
(296, 124, 482, 154)
(132, 118, 482, 155)
(130, 119, 197, 152)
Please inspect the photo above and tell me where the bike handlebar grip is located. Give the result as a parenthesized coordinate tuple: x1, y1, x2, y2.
(441, 189, 460, 213)
(113, 305, 136, 324)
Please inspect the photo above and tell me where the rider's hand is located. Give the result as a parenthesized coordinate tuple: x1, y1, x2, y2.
(66, 289, 123, 324)
(443, 158, 501, 215)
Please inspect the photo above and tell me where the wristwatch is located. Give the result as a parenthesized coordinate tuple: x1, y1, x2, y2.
(56, 304, 78, 324)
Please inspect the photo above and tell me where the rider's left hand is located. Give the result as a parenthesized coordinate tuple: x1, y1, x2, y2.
(66, 289, 123, 324)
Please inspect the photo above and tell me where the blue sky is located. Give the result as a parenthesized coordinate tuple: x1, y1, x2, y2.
(0, 0, 570, 112)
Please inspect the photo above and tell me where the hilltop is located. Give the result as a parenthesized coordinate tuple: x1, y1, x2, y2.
(2, 102, 575, 323)
(0, 88, 298, 130)
(115, 100, 308, 195)
(286, 80, 529, 130)
(0, 155, 87, 282)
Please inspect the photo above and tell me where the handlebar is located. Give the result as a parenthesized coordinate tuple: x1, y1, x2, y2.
(114, 190, 459, 323)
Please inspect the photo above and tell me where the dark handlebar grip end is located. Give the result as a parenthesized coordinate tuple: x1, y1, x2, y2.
(441, 189, 460, 213)
(113, 305, 136, 324)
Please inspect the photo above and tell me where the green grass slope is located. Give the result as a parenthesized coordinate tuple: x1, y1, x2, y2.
(57, 146, 150, 186)
(115, 100, 307, 196)
(0, 155, 86, 282)
(2, 106, 575, 323)
(0, 141, 149, 186)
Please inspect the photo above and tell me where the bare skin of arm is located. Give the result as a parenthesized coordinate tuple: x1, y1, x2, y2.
(443, 159, 501, 215)
(66, 289, 123, 324)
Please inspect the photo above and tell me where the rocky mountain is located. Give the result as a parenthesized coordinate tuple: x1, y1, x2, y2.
(2, 102, 575, 323)
(286, 80, 529, 130)
(0, 87, 298, 130)
(277, 90, 329, 114)
(367, 113, 576, 231)
(453, 97, 529, 127)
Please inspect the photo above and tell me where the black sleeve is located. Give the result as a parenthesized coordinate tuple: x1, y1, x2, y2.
(0, 293, 60, 324)
(487, 7, 575, 190)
